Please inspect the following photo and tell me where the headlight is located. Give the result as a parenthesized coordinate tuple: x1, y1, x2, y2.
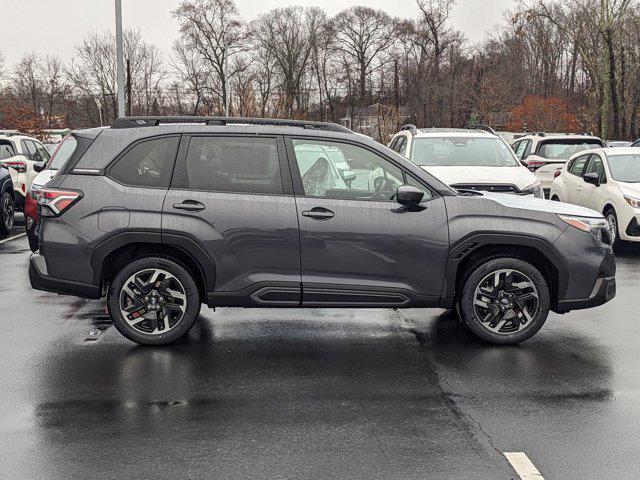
(558, 214, 612, 244)
(522, 181, 544, 199)
(624, 195, 640, 208)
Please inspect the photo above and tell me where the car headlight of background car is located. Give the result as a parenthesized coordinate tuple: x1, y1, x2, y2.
(558, 214, 612, 244)
(522, 181, 544, 199)
(624, 195, 640, 208)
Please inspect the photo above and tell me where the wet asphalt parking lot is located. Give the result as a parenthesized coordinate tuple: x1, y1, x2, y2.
(1, 215, 640, 479)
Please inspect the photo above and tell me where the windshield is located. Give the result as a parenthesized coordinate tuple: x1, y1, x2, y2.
(410, 137, 519, 167)
(537, 140, 602, 160)
(607, 154, 640, 183)
(48, 136, 77, 170)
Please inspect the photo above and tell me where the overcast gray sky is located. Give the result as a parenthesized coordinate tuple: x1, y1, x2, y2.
(2, 0, 516, 67)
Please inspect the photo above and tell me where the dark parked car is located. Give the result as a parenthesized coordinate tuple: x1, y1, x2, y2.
(29, 117, 616, 345)
(0, 159, 15, 234)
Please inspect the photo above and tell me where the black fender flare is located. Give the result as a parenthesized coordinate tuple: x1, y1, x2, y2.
(441, 232, 569, 307)
(90, 230, 216, 292)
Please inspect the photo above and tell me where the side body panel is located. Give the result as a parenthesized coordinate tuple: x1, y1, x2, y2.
(162, 134, 302, 306)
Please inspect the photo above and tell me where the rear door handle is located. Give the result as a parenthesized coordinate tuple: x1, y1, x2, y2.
(173, 200, 205, 212)
(302, 207, 335, 220)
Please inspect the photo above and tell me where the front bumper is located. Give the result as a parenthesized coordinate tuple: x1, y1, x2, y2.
(29, 252, 101, 299)
(556, 275, 616, 312)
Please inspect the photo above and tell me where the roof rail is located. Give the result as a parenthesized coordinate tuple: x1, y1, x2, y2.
(400, 124, 418, 134)
(531, 131, 546, 137)
(465, 124, 497, 135)
(111, 116, 352, 134)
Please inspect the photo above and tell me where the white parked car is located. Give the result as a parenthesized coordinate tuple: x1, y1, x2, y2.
(511, 133, 603, 197)
(550, 148, 640, 246)
(386, 126, 543, 197)
(0, 133, 50, 211)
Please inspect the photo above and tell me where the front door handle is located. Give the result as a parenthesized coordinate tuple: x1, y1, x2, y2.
(173, 200, 205, 212)
(302, 207, 335, 220)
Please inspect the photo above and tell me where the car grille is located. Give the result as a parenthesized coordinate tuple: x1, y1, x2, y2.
(451, 184, 520, 194)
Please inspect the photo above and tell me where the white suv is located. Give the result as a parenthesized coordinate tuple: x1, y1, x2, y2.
(0, 133, 50, 211)
(387, 126, 543, 197)
(549, 147, 640, 246)
(511, 133, 603, 197)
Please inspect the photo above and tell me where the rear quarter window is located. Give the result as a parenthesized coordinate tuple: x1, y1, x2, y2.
(109, 136, 180, 189)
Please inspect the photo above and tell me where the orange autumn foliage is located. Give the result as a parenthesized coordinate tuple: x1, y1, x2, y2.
(506, 96, 581, 133)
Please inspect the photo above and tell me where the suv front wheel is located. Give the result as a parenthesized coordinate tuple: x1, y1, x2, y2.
(459, 258, 550, 344)
(107, 257, 201, 345)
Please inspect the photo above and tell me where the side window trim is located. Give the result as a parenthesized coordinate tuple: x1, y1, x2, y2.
(106, 134, 181, 189)
(169, 133, 293, 196)
(284, 135, 438, 202)
(569, 154, 589, 177)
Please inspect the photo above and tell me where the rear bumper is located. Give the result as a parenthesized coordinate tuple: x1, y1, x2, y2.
(556, 275, 616, 312)
(29, 252, 101, 299)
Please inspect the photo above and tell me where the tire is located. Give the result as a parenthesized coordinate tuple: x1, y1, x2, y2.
(0, 191, 15, 235)
(107, 257, 201, 345)
(604, 207, 622, 250)
(459, 257, 550, 345)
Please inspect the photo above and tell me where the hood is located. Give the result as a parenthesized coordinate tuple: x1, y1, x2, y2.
(617, 182, 640, 199)
(481, 191, 603, 217)
(32, 169, 56, 188)
(421, 165, 536, 188)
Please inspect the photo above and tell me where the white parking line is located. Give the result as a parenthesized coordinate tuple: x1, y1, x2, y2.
(504, 452, 545, 479)
(0, 233, 26, 245)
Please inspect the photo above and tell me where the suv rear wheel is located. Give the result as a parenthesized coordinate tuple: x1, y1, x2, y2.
(459, 258, 550, 344)
(107, 257, 201, 345)
(0, 191, 14, 234)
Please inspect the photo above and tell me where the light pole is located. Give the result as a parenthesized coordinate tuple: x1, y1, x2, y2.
(223, 46, 229, 117)
(221, 44, 241, 117)
(115, 0, 125, 118)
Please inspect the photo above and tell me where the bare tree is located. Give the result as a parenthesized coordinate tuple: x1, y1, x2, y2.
(252, 6, 320, 117)
(173, 0, 246, 115)
(333, 6, 396, 103)
(67, 29, 165, 124)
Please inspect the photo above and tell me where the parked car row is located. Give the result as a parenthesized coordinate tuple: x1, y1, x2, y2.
(28, 116, 616, 347)
(550, 148, 640, 247)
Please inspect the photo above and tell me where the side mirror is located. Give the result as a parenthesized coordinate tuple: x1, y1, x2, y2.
(396, 185, 424, 206)
(583, 172, 600, 187)
(33, 161, 46, 173)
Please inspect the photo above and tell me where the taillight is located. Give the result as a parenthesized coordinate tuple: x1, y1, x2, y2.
(1, 160, 27, 173)
(526, 160, 545, 172)
(553, 170, 562, 178)
(38, 187, 83, 217)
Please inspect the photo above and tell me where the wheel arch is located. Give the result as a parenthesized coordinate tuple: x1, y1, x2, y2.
(602, 203, 616, 215)
(91, 231, 216, 299)
(442, 233, 569, 311)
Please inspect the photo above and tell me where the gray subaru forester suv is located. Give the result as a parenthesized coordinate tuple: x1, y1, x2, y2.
(29, 117, 616, 345)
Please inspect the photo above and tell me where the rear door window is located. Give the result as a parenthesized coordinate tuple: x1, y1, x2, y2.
(179, 136, 283, 195)
(109, 136, 180, 188)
